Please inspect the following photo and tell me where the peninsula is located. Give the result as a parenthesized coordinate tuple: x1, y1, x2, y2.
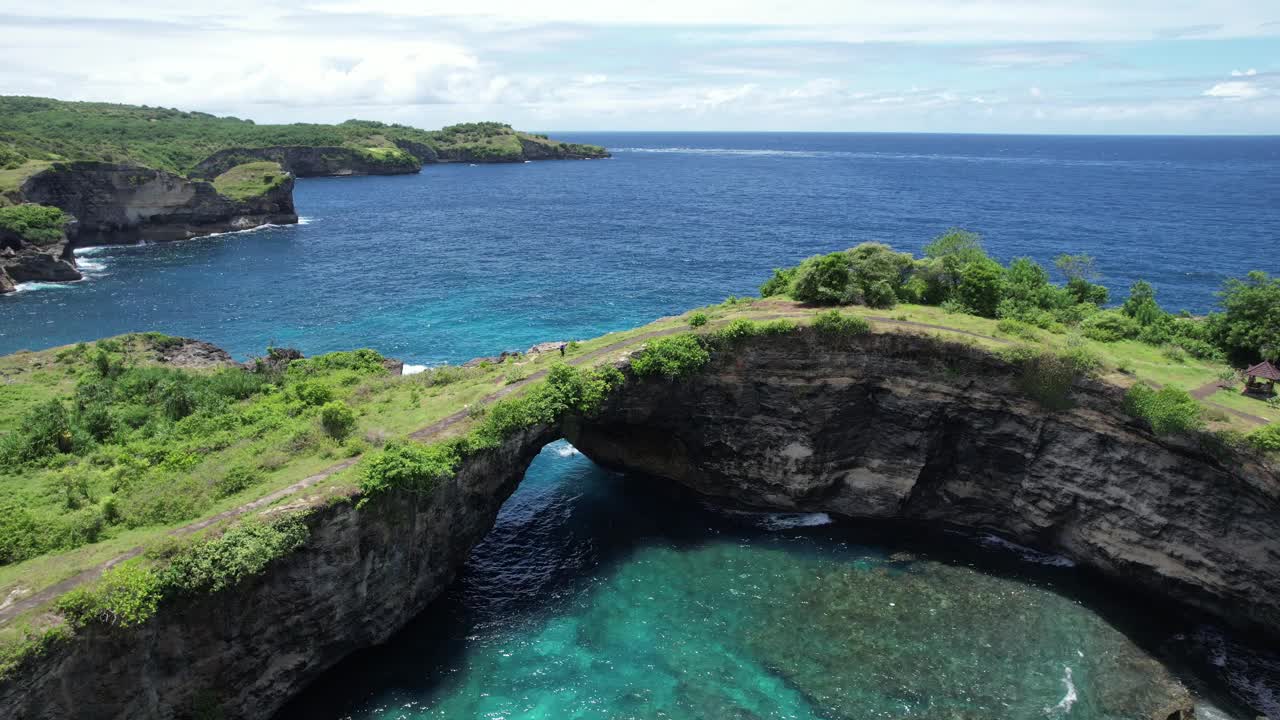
(0, 97, 609, 289)
(0, 239, 1276, 719)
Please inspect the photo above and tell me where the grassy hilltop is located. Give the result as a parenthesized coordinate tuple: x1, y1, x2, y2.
(0, 96, 607, 182)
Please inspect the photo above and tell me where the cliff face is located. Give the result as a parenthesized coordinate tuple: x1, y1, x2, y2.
(0, 424, 557, 720)
(20, 162, 297, 244)
(518, 136, 609, 160)
(2, 332, 1274, 719)
(190, 146, 422, 180)
(566, 332, 1280, 639)
(0, 214, 81, 293)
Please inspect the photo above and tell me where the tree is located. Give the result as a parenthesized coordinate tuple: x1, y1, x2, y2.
(844, 242, 913, 309)
(759, 267, 797, 297)
(790, 253, 851, 305)
(1211, 271, 1280, 363)
(1122, 281, 1165, 327)
(956, 258, 1006, 318)
(320, 401, 357, 442)
(918, 229, 990, 305)
(1054, 254, 1099, 282)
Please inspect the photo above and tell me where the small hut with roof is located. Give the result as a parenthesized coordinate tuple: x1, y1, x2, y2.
(1244, 360, 1280, 396)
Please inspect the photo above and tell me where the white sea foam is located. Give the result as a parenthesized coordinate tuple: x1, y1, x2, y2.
(72, 245, 111, 256)
(402, 364, 428, 376)
(297, 216, 315, 225)
(13, 281, 80, 292)
(556, 444, 581, 458)
(1045, 666, 1078, 715)
(76, 258, 108, 275)
(203, 223, 283, 239)
(715, 509, 834, 530)
(977, 533, 1076, 567)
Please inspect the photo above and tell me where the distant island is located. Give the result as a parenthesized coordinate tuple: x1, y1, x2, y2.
(0, 96, 609, 291)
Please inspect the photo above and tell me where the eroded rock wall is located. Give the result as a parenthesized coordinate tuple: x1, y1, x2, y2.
(0, 424, 557, 720)
(566, 331, 1280, 638)
(19, 162, 297, 244)
(190, 146, 422, 180)
(0, 213, 81, 292)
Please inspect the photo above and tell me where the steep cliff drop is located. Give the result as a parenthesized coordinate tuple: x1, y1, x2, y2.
(0, 208, 81, 292)
(19, 162, 298, 245)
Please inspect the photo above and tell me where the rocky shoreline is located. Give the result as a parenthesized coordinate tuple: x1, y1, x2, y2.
(0, 330, 1274, 719)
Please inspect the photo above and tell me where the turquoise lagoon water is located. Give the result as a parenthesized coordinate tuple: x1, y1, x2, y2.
(275, 442, 1277, 720)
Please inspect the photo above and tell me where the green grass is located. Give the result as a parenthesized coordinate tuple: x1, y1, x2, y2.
(210, 161, 288, 200)
(0, 96, 605, 177)
(0, 161, 52, 200)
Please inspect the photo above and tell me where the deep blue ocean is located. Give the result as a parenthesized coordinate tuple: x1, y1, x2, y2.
(3, 134, 1278, 718)
(1, 133, 1277, 361)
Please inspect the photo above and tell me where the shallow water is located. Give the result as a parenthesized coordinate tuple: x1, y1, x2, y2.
(275, 442, 1278, 720)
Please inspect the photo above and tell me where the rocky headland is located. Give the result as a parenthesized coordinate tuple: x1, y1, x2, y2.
(1, 328, 1274, 719)
(0, 205, 81, 293)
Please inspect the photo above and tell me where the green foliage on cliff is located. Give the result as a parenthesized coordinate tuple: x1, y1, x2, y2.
(359, 440, 461, 501)
(0, 203, 66, 245)
(1247, 423, 1280, 452)
(0, 336, 389, 566)
(210, 161, 288, 200)
(631, 335, 711, 380)
(0, 96, 606, 176)
(1123, 384, 1205, 435)
(811, 310, 871, 337)
(56, 514, 309, 629)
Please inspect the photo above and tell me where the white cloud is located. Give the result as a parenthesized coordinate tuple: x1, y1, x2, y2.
(1230, 68, 1258, 76)
(1204, 80, 1262, 99)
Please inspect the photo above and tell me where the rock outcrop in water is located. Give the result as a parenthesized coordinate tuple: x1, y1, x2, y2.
(0, 211, 81, 293)
(17, 162, 298, 245)
(3, 330, 1275, 719)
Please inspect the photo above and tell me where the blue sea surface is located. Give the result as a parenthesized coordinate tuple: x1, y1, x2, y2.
(2, 133, 1277, 361)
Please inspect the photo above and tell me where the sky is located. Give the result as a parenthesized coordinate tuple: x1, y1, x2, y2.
(1, 1, 1278, 134)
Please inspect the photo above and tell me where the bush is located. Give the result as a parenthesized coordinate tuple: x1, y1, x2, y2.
(359, 440, 460, 500)
(688, 312, 708, 328)
(155, 516, 309, 594)
(811, 310, 871, 337)
(319, 401, 357, 442)
(759, 267, 796, 297)
(1210, 271, 1280, 364)
(215, 466, 261, 497)
(790, 253, 851, 305)
(1123, 384, 1204, 435)
(1080, 310, 1140, 343)
(290, 381, 333, 407)
(844, 242, 913, 309)
(955, 258, 1005, 318)
(0, 204, 67, 245)
(57, 561, 162, 628)
(631, 334, 710, 380)
(1246, 423, 1280, 452)
(996, 318, 1040, 341)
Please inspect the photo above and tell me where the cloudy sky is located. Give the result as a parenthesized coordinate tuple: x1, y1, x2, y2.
(2, 1, 1278, 133)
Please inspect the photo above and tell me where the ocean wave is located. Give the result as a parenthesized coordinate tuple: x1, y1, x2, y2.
(976, 533, 1076, 567)
(297, 216, 315, 225)
(72, 245, 112, 256)
(402, 363, 428, 376)
(13, 280, 81, 293)
(202, 223, 284, 239)
(713, 508, 834, 530)
(614, 146, 1177, 169)
(1045, 666, 1078, 715)
(555, 444, 581, 458)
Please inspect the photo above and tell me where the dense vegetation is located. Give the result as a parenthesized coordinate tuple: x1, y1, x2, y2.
(762, 229, 1279, 365)
(0, 96, 606, 176)
(210, 162, 289, 200)
(0, 203, 67, 244)
(0, 336, 387, 565)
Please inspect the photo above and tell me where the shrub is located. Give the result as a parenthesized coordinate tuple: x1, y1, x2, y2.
(811, 310, 871, 337)
(1080, 310, 1140, 343)
(290, 381, 333, 407)
(955, 258, 1005, 318)
(57, 561, 162, 629)
(790, 253, 851, 305)
(359, 440, 460, 500)
(631, 334, 710, 380)
(759, 267, 797, 297)
(1123, 384, 1204, 435)
(1122, 281, 1166, 327)
(155, 516, 309, 594)
(999, 343, 1099, 409)
(1210, 271, 1280, 364)
(1246, 423, 1280, 452)
(319, 401, 357, 442)
(688, 312, 708, 328)
(1161, 345, 1188, 364)
(996, 318, 1040, 341)
(215, 466, 261, 497)
(844, 242, 913, 309)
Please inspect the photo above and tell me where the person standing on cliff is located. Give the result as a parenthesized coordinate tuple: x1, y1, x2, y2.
(559, 343, 566, 357)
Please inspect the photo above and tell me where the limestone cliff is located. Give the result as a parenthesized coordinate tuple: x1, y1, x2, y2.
(190, 146, 422, 180)
(19, 162, 297, 244)
(0, 424, 558, 720)
(566, 331, 1280, 639)
(0, 211, 81, 292)
(2, 330, 1275, 719)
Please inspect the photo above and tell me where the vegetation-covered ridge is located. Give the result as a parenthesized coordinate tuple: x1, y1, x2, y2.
(2, 271, 1278, 680)
(0, 96, 608, 178)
